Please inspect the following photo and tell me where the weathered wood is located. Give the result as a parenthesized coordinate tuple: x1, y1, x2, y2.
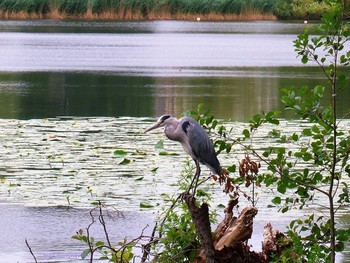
(262, 223, 298, 262)
(183, 193, 218, 263)
(213, 199, 238, 242)
(188, 197, 266, 263)
(215, 206, 258, 250)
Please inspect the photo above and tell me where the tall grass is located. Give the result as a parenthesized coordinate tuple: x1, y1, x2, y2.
(0, 0, 278, 20)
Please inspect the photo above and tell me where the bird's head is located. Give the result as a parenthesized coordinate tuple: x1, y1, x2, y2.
(145, 115, 172, 132)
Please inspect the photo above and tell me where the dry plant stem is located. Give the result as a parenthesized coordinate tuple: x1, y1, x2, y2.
(87, 209, 96, 263)
(141, 222, 158, 263)
(25, 239, 38, 263)
(98, 203, 112, 247)
(87, 204, 155, 261)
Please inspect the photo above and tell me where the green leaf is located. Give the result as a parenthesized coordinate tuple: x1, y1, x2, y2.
(269, 118, 280, 125)
(96, 241, 105, 248)
(281, 207, 289, 213)
(140, 202, 154, 208)
(159, 151, 179, 156)
(135, 176, 144, 181)
(303, 128, 312, 136)
(262, 150, 270, 157)
(71, 235, 82, 241)
(291, 133, 299, 141)
(227, 165, 236, 173)
(242, 129, 250, 138)
(151, 167, 159, 172)
(197, 103, 204, 112)
(303, 153, 313, 161)
(81, 248, 91, 259)
(155, 140, 164, 149)
(113, 150, 128, 156)
(272, 196, 281, 205)
(277, 183, 287, 194)
(119, 158, 131, 165)
(302, 55, 309, 64)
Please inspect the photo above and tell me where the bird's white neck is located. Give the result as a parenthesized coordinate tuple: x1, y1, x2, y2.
(164, 117, 181, 141)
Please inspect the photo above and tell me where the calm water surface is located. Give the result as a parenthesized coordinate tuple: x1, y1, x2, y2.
(0, 20, 349, 262)
(0, 19, 349, 120)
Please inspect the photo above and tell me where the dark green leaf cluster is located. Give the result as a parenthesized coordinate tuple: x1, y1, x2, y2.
(253, 1, 350, 261)
(185, 1, 350, 262)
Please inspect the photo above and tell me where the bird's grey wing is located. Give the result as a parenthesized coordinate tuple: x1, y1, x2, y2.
(181, 117, 221, 174)
(182, 118, 215, 162)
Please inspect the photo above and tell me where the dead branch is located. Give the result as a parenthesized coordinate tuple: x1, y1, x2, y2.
(215, 206, 258, 251)
(185, 196, 267, 263)
(25, 239, 38, 263)
(183, 192, 218, 263)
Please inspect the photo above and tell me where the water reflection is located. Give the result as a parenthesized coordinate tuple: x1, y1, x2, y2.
(0, 20, 348, 120)
(0, 19, 311, 34)
(0, 69, 349, 121)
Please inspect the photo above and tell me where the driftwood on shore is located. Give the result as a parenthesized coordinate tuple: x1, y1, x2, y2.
(182, 193, 286, 263)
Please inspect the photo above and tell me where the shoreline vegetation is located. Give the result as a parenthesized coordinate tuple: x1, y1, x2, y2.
(0, 0, 344, 21)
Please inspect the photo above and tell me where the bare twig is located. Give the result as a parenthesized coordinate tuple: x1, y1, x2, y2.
(87, 208, 97, 263)
(25, 239, 38, 263)
(98, 201, 112, 247)
(141, 222, 158, 263)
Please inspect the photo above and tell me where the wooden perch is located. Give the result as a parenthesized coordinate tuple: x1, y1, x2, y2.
(262, 223, 298, 262)
(183, 193, 217, 263)
(184, 194, 264, 263)
(183, 192, 294, 263)
(214, 205, 257, 250)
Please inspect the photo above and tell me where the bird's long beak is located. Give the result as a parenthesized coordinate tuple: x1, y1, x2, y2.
(145, 121, 162, 133)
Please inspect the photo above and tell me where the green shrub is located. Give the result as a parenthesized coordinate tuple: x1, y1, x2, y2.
(291, 0, 330, 19)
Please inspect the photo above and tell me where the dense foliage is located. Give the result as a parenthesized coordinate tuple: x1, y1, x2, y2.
(0, 0, 348, 19)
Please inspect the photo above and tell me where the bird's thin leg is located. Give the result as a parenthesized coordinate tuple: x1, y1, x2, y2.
(188, 160, 200, 194)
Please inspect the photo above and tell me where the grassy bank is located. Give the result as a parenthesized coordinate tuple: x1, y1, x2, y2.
(0, 0, 276, 20)
(0, 0, 344, 20)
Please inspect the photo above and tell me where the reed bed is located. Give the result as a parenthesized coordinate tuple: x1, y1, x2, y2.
(0, 0, 278, 20)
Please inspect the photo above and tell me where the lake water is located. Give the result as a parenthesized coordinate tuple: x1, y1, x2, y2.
(0, 20, 349, 120)
(0, 20, 349, 262)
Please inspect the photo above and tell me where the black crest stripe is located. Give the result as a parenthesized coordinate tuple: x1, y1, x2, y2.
(182, 121, 190, 134)
(160, 115, 171, 122)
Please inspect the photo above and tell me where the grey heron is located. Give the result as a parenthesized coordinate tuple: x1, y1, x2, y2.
(145, 115, 221, 192)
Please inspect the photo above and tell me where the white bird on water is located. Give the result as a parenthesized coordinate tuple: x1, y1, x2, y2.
(145, 114, 221, 192)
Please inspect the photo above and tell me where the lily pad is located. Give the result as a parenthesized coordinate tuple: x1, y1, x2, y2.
(114, 150, 128, 156)
(159, 151, 179, 156)
(140, 202, 154, 208)
(119, 158, 131, 165)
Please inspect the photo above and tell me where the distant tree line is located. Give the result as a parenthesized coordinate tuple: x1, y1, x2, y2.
(0, 0, 348, 20)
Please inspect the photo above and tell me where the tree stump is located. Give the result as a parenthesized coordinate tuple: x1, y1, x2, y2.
(183, 194, 265, 263)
